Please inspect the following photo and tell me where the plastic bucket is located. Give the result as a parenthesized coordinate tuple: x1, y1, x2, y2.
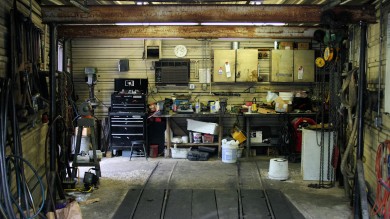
(150, 144, 158, 158)
(222, 142, 238, 163)
(268, 158, 289, 180)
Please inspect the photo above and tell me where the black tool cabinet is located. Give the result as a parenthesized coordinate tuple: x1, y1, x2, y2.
(109, 112, 147, 150)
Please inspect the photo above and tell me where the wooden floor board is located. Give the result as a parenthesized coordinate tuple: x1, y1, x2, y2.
(112, 189, 141, 219)
(164, 189, 192, 219)
(192, 189, 218, 219)
(241, 189, 271, 219)
(133, 189, 165, 219)
(215, 189, 239, 219)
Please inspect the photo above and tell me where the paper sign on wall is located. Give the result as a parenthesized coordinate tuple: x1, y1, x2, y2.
(298, 66, 304, 80)
(225, 62, 231, 78)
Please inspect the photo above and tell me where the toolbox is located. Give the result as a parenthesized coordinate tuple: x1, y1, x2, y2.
(187, 150, 209, 161)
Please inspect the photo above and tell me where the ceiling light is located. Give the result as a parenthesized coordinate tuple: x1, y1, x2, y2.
(249, 1, 263, 5)
(201, 22, 285, 26)
(115, 22, 199, 26)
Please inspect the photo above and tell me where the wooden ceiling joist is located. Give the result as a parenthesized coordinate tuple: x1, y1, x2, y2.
(42, 4, 376, 24)
(58, 25, 321, 39)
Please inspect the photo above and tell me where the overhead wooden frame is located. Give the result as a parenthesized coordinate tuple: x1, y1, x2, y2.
(57, 25, 321, 39)
(41, 4, 376, 24)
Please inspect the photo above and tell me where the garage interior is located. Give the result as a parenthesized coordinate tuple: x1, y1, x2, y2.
(0, 0, 389, 218)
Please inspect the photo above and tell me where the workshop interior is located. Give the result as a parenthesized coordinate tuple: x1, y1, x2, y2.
(0, 0, 390, 218)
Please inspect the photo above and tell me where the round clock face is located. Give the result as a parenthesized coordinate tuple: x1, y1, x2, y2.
(315, 57, 326, 68)
(174, 45, 187, 57)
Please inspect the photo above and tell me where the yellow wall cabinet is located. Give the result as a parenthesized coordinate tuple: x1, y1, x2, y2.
(213, 49, 258, 82)
(271, 50, 315, 83)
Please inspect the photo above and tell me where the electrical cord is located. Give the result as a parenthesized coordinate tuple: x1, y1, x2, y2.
(371, 141, 390, 218)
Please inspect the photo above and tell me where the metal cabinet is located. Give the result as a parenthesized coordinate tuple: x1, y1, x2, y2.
(271, 49, 314, 82)
(236, 49, 259, 82)
(213, 50, 236, 82)
(213, 49, 258, 82)
(109, 112, 147, 150)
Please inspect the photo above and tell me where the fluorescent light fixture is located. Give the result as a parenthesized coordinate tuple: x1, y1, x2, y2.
(116, 22, 199, 26)
(249, 1, 263, 5)
(115, 22, 285, 26)
(201, 22, 285, 26)
(136, 2, 149, 5)
(120, 38, 184, 40)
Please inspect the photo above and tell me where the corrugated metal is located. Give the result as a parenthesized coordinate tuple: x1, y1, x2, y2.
(72, 38, 313, 118)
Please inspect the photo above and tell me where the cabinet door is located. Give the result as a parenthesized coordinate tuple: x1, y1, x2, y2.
(236, 49, 258, 82)
(213, 50, 236, 82)
(294, 50, 315, 82)
(271, 50, 294, 82)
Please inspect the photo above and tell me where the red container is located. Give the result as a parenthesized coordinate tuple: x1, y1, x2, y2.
(291, 118, 316, 153)
(149, 144, 158, 158)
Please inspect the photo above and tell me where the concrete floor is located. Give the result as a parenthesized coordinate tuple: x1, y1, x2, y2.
(73, 156, 351, 219)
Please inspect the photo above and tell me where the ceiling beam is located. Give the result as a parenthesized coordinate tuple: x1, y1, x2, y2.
(41, 4, 376, 24)
(57, 25, 321, 39)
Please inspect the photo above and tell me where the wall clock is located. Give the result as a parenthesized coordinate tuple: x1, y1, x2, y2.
(174, 45, 187, 57)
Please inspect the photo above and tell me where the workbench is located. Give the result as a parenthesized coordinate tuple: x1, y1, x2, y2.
(243, 112, 317, 157)
(154, 112, 317, 158)
(154, 113, 240, 157)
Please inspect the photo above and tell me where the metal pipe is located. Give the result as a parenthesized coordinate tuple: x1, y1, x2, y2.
(49, 23, 57, 171)
(376, 0, 384, 127)
(354, 20, 367, 219)
(357, 21, 367, 160)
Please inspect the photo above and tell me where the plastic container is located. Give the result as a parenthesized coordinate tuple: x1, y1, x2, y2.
(193, 132, 202, 143)
(268, 158, 289, 180)
(222, 139, 239, 163)
(171, 144, 190, 159)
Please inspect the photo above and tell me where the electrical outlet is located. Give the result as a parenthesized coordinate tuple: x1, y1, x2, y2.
(189, 84, 195, 90)
(202, 84, 208, 91)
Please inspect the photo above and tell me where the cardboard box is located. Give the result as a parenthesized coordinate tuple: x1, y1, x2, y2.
(297, 42, 310, 50)
(187, 119, 219, 135)
(279, 42, 294, 50)
(274, 96, 292, 112)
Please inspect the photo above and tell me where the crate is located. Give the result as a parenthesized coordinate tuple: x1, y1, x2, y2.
(171, 147, 190, 159)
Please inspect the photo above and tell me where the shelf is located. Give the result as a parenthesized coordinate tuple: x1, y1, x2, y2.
(167, 143, 218, 147)
(250, 143, 275, 147)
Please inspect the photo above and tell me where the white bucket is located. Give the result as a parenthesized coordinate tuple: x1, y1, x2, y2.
(268, 158, 289, 180)
(222, 139, 239, 163)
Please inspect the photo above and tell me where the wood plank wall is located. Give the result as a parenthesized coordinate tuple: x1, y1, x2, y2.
(350, 4, 390, 206)
(0, 0, 48, 206)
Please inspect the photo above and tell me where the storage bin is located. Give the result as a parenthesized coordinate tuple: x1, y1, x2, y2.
(171, 148, 190, 159)
(187, 119, 219, 135)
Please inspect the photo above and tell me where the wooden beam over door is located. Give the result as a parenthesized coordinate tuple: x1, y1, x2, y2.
(57, 25, 320, 39)
(42, 4, 375, 24)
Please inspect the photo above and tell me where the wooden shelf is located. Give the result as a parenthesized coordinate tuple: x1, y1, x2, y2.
(167, 143, 218, 147)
